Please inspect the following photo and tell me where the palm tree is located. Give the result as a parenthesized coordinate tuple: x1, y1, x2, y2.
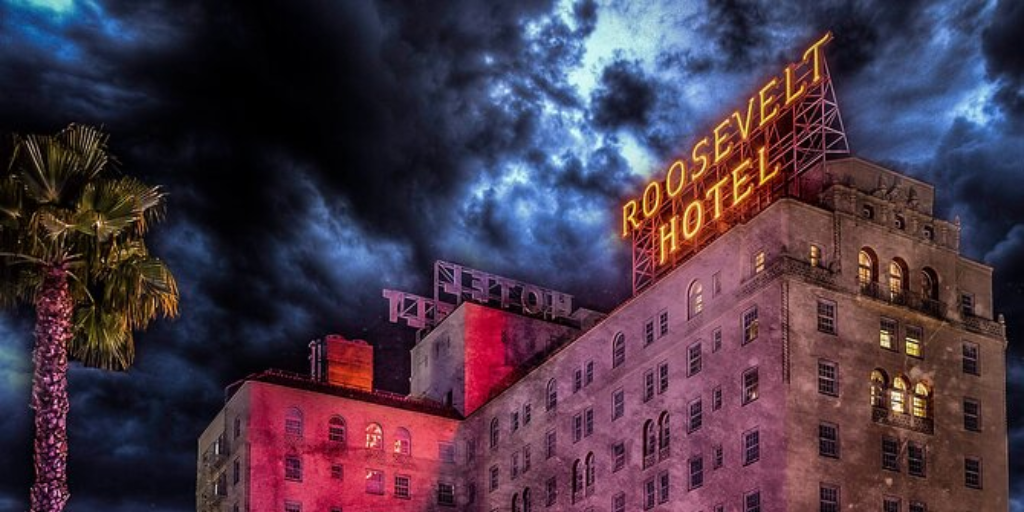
(0, 124, 179, 512)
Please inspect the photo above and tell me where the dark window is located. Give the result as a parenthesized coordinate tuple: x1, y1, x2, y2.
(744, 429, 760, 465)
(659, 310, 669, 337)
(687, 342, 702, 376)
(643, 478, 655, 510)
(820, 484, 839, 512)
(612, 442, 626, 472)
(713, 444, 723, 469)
(688, 399, 703, 433)
(545, 430, 556, 459)
(284, 501, 301, 512)
(744, 490, 761, 512)
(818, 423, 839, 458)
(365, 469, 384, 495)
(817, 300, 837, 334)
(658, 471, 670, 503)
(712, 328, 722, 353)
(960, 293, 975, 316)
(644, 319, 655, 346)
(584, 408, 594, 437)
(523, 445, 532, 472)
(394, 474, 411, 499)
(328, 416, 346, 443)
(688, 455, 703, 490)
(658, 362, 669, 393)
(489, 466, 499, 491)
(612, 333, 626, 368)
(572, 413, 583, 443)
(965, 457, 982, 489)
(233, 458, 240, 484)
(437, 482, 455, 506)
(490, 418, 500, 449)
(644, 370, 655, 402)
(962, 342, 980, 375)
(612, 389, 624, 420)
(585, 361, 594, 386)
(511, 411, 520, 433)
(331, 464, 343, 480)
(712, 386, 722, 411)
(882, 437, 900, 471)
(909, 502, 927, 512)
(573, 368, 583, 393)
(545, 476, 557, 506)
(908, 443, 926, 477)
(612, 492, 625, 512)
(546, 379, 558, 410)
(964, 398, 981, 432)
(817, 360, 838, 396)
(284, 456, 302, 481)
(883, 497, 900, 512)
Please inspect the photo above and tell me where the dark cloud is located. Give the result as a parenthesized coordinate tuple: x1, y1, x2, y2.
(982, 0, 1024, 123)
(590, 58, 657, 130)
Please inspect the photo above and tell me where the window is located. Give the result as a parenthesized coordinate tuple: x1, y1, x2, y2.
(643, 420, 656, 459)
(908, 442, 926, 477)
(742, 367, 759, 405)
(658, 470, 669, 503)
(438, 482, 455, 506)
(545, 429, 556, 459)
(858, 248, 877, 287)
(573, 368, 583, 393)
(285, 407, 303, 437)
(512, 494, 520, 512)
(233, 417, 241, 438)
(820, 484, 839, 512)
(365, 423, 383, 450)
(439, 442, 456, 463)
(890, 376, 909, 414)
(511, 411, 521, 433)
(466, 438, 476, 463)
(889, 259, 907, 298)
(688, 455, 704, 490)
(523, 487, 532, 512)
(395, 474, 411, 499)
(612, 333, 626, 368)
(523, 445, 532, 472)
(923, 225, 935, 240)
(817, 300, 836, 334)
(328, 416, 346, 443)
(862, 204, 874, 219)
(880, 318, 897, 350)
(545, 476, 557, 506)
(573, 413, 583, 443)
(546, 379, 558, 411)
(818, 422, 839, 458)
(585, 452, 596, 489)
(644, 318, 655, 346)
(233, 458, 240, 484)
(753, 250, 765, 274)
(962, 342, 980, 375)
(366, 469, 384, 495)
(284, 501, 301, 512)
(883, 497, 901, 512)
(745, 490, 761, 512)
(689, 280, 704, 318)
(658, 412, 671, 455)
(743, 429, 760, 465)
(687, 342, 702, 376)
(920, 268, 938, 300)
(612, 442, 626, 472)
(612, 492, 625, 512)
(965, 457, 982, 489)
(905, 325, 923, 358)
(643, 478, 656, 510)
(644, 370, 655, 402)
(658, 362, 669, 393)
(742, 306, 759, 343)
(585, 361, 594, 386)
(817, 360, 838, 396)
(585, 408, 594, 437)
(712, 271, 722, 296)
(912, 382, 930, 418)
(909, 502, 927, 512)
(960, 293, 975, 316)
(394, 427, 411, 455)
(713, 444, 723, 468)
(964, 398, 981, 432)
(512, 452, 520, 479)
(712, 327, 722, 352)
(523, 403, 532, 425)
(810, 244, 822, 267)
(612, 389, 624, 420)
(712, 386, 722, 411)
(490, 418, 500, 449)
(871, 369, 889, 408)
(467, 482, 476, 504)
(688, 399, 703, 433)
(882, 437, 900, 471)
(894, 214, 905, 230)
(285, 455, 302, 481)
(489, 465, 499, 491)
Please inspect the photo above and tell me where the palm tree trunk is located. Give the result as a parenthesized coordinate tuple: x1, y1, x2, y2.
(30, 267, 72, 512)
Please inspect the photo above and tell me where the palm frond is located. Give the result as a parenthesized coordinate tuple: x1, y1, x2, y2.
(70, 301, 133, 371)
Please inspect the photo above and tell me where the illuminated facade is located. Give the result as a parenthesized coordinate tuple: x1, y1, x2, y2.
(197, 37, 1009, 512)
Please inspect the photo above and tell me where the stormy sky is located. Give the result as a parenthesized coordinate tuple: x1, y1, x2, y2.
(0, 0, 1021, 510)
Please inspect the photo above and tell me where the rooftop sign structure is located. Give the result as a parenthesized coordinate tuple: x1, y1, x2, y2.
(622, 33, 849, 294)
(383, 261, 574, 330)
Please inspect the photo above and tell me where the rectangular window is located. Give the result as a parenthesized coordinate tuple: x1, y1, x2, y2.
(489, 465, 499, 491)
(883, 496, 901, 512)
(511, 452, 520, 479)
(439, 442, 456, 463)
(908, 442, 926, 477)
(964, 398, 981, 432)
(962, 342, 980, 375)
(612, 492, 625, 512)
(511, 411, 519, 432)
(545, 430, 556, 459)
(688, 398, 703, 433)
(394, 474, 411, 499)
(522, 404, 532, 426)
(880, 318, 897, 350)
(658, 362, 669, 393)
(817, 360, 838, 396)
(713, 444, 723, 469)
(909, 502, 927, 512)
(818, 422, 839, 458)
(573, 413, 583, 443)
(612, 389, 624, 420)
(960, 293, 975, 316)
(467, 482, 476, 504)
(644, 370, 655, 402)
(712, 327, 722, 353)
(574, 368, 583, 393)
(585, 361, 594, 386)
(546, 476, 557, 506)
(233, 458, 240, 484)
(712, 271, 722, 296)
(687, 342, 702, 376)
(905, 325, 923, 358)
(643, 478, 656, 510)
(584, 408, 594, 437)
(659, 310, 669, 337)
(965, 457, 982, 489)
(612, 441, 626, 472)
(658, 470, 670, 503)
(742, 367, 759, 405)
(644, 319, 655, 346)
(753, 251, 765, 274)
(817, 300, 837, 334)
(366, 469, 384, 495)
(466, 438, 476, 463)
(688, 455, 704, 490)
(285, 456, 302, 481)
(284, 501, 301, 512)
(743, 306, 759, 343)
(745, 491, 761, 512)
(744, 429, 760, 465)
(712, 386, 722, 411)
(820, 484, 839, 512)
(810, 244, 822, 267)
(882, 437, 900, 471)
(331, 464, 343, 480)
(523, 445, 532, 472)
(437, 482, 455, 506)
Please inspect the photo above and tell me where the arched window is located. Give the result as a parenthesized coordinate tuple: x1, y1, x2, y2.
(546, 379, 558, 411)
(585, 452, 596, 489)
(643, 420, 656, 457)
(889, 259, 908, 299)
(489, 418, 500, 449)
(512, 493, 520, 512)
(658, 411, 671, 455)
(920, 267, 939, 300)
(858, 248, 878, 287)
(365, 423, 383, 450)
(891, 376, 909, 415)
(571, 459, 583, 501)
(394, 427, 411, 455)
(688, 280, 704, 318)
(612, 332, 626, 368)
(523, 487, 532, 512)
(912, 382, 931, 418)
(328, 416, 346, 443)
(870, 369, 888, 408)
(285, 407, 303, 436)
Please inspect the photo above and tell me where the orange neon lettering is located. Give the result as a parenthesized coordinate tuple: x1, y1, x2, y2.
(659, 217, 679, 264)
(758, 146, 780, 185)
(622, 200, 640, 237)
(784, 66, 806, 106)
(802, 32, 832, 84)
(758, 78, 779, 128)
(732, 158, 754, 206)
(713, 118, 734, 165)
(732, 97, 756, 141)
(690, 137, 710, 180)
(705, 176, 730, 220)
(682, 200, 703, 239)
(642, 181, 662, 218)
(665, 160, 687, 198)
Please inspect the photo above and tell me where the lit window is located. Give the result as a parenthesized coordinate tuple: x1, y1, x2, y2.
(819, 484, 839, 512)
(962, 342, 980, 375)
(858, 248, 877, 287)
(328, 416, 346, 443)
(817, 300, 836, 334)
(890, 377, 908, 414)
(889, 259, 907, 298)
(687, 343, 702, 376)
(743, 429, 759, 465)
(745, 490, 761, 512)
(810, 244, 822, 267)
(688, 455, 704, 490)
(644, 318, 655, 346)
(284, 456, 302, 481)
(612, 389, 624, 420)
(883, 496, 901, 512)
(489, 418, 500, 449)
(546, 379, 558, 411)
(871, 369, 888, 408)
(742, 367, 759, 405)
(817, 360, 838, 396)
(365, 423, 383, 450)
(712, 327, 722, 352)
(818, 422, 839, 458)
(742, 306, 759, 344)
(965, 457, 982, 489)
(687, 399, 702, 433)
(963, 398, 981, 432)
(394, 427, 411, 455)
(644, 369, 655, 402)
(688, 280, 704, 318)
(394, 474, 411, 499)
(365, 469, 384, 495)
(658, 362, 669, 393)
(880, 318, 897, 350)
(912, 382, 930, 418)
(753, 251, 765, 274)
(882, 437, 900, 471)
(612, 333, 626, 368)
(908, 442, 926, 477)
(905, 325, 923, 358)
(285, 407, 303, 437)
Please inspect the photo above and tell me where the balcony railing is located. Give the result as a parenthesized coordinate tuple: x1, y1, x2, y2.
(201, 434, 229, 468)
(658, 446, 671, 462)
(859, 282, 946, 320)
(643, 452, 657, 469)
(962, 314, 1006, 338)
(871, 406, 934, 435)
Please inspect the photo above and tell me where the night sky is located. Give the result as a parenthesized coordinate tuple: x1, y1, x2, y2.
(0, 0, 1022, 510)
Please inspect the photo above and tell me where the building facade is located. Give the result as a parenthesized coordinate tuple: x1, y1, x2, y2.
(197, 157, 1009, 512)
